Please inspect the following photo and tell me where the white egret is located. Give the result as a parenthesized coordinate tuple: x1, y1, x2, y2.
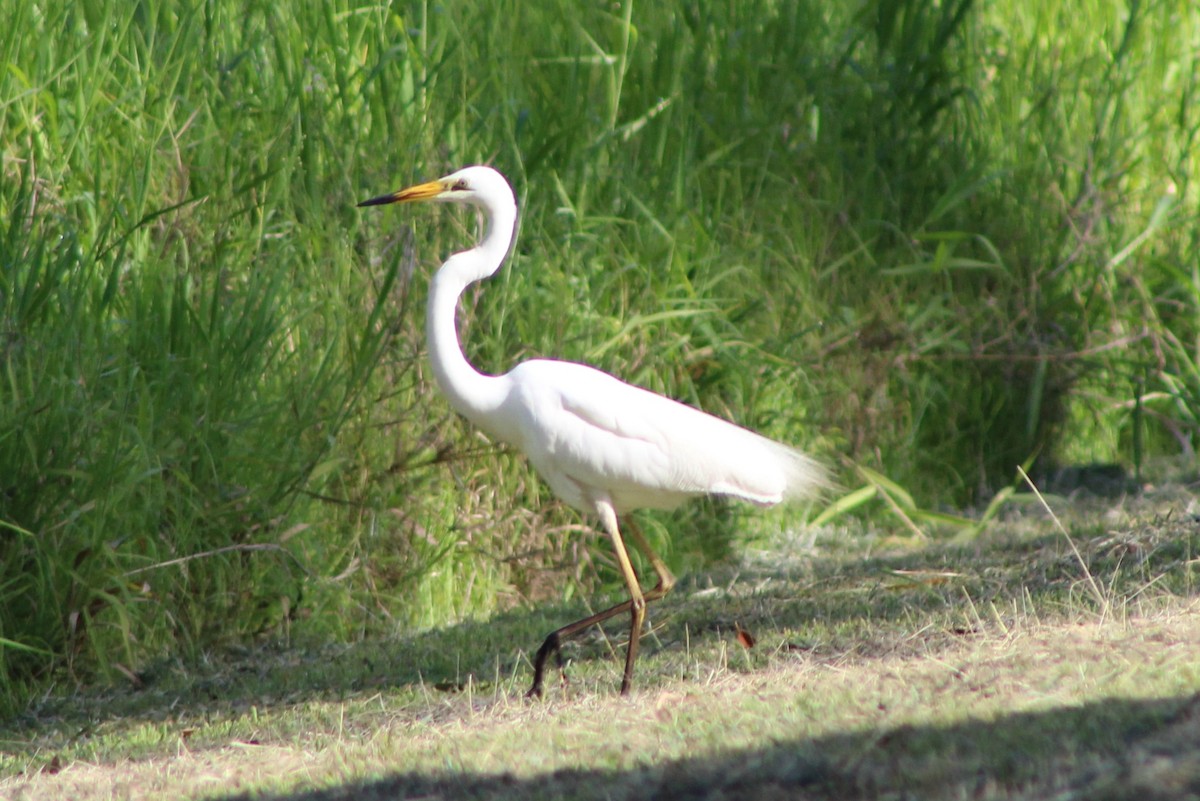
(359, 166, 825, 697)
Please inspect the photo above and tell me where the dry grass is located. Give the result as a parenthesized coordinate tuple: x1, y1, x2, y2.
(7, 602, 1199, 800)
(4, 486, 1200, 800)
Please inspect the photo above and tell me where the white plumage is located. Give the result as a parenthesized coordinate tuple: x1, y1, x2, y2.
(503, 359, 822, 513)
(360, 165, 824, 696)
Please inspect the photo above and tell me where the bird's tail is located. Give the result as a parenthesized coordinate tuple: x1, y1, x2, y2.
(776, 442, 831, 502)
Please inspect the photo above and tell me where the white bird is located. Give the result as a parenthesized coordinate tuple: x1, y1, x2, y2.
(359, 165, 825, 697)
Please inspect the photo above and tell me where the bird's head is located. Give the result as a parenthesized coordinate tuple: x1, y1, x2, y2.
(358, 165, 513, 210)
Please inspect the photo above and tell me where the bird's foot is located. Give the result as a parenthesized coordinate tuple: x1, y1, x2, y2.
(527, 631, 568, 700)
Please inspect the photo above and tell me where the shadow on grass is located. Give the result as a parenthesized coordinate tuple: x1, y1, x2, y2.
(214, 691, 1200, 801)
(5, 509, 1198, 742)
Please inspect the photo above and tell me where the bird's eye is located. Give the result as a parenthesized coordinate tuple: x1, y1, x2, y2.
(451, 180, 469, 191)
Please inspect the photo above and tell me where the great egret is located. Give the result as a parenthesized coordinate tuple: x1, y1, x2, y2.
(359, 166, 825, 697)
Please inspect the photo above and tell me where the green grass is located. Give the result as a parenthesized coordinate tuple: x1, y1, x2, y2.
(1, 0, 1199, 727)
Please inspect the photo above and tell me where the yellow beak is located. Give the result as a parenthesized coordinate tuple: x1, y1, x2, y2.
(358, 179, 446, 207)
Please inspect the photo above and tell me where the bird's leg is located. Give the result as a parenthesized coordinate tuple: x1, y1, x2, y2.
(527, 586, 641, 698)
(527, 504, 641, 698)
(622, 518, 676, 600)
(613, 517, 675, 693)
(526, 512, 676, 698)
(602, 508, 647, 695)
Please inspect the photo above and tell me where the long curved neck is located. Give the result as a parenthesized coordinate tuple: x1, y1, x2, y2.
(425, 202, 517, 434)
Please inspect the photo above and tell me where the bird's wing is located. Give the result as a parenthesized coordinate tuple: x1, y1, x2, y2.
(505, 360, 823, 513)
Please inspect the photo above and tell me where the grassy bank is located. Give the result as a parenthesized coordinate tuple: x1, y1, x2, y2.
(1, 0, 1198, 714)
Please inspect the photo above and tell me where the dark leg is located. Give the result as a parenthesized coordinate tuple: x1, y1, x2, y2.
(527, 513, 676, 698)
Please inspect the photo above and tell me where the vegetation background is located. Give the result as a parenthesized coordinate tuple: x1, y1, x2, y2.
(1, 0, 1197, 721)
